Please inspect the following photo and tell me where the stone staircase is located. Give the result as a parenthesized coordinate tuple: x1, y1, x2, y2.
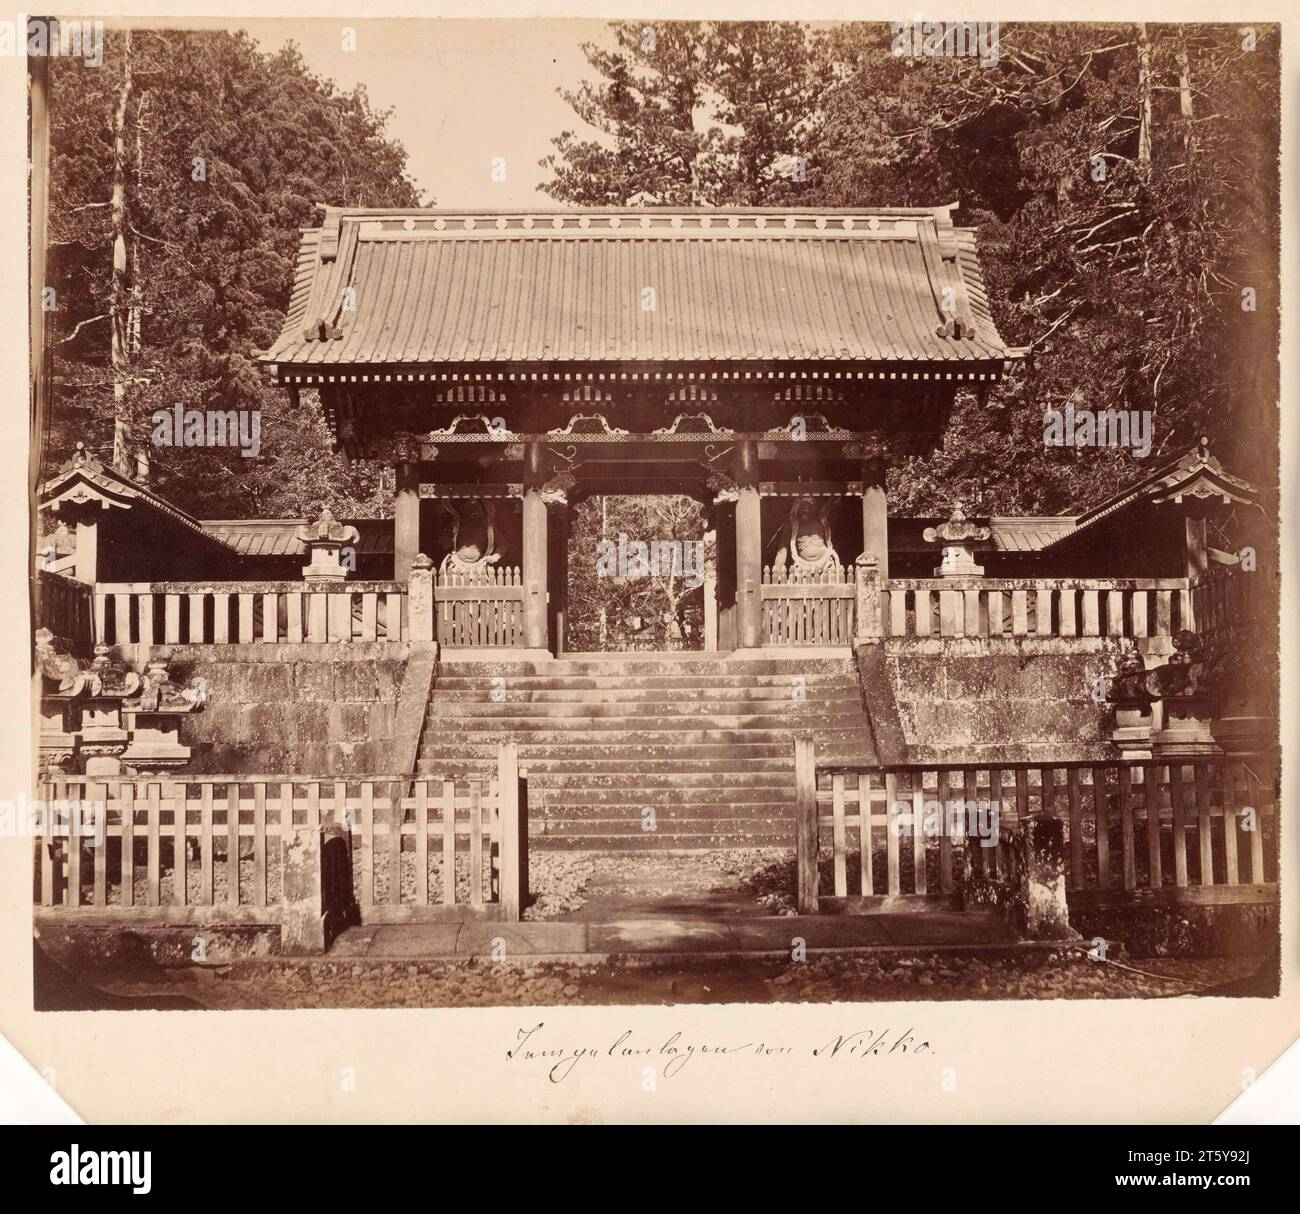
(415, 654, 876, 849)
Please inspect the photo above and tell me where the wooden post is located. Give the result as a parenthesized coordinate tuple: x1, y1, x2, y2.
(862, 457, 889, 579)
(735, 441, 762, 649)
(394, 459, 420, 583)
(703, 528, 718, 652)
(408, 553, 435, 644)
(1184, 515, 1208, 582)
(522, 490, 549, 652)
(854, 552, 882, 645)
(795, 736, 819, 913)
(74, 519, 98, 585)
(497, 742, 528, 921)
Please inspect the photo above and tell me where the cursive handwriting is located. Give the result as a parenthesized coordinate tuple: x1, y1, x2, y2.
(506, 1022, 930, 1083)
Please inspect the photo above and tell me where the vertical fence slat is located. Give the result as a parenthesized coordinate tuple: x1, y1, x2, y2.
(861, 775, 875, 896)
(188, 592, 206, 643)
(253, 783, 267, 906)
(415, 780, 429, 906)
(1195, 763, 1214, 886)
(1119, 768, 1136, 890)
(213, 593, 230, 643)
(1170, 763, 1189, 887)
(262, 594, 278, 643)
(987, 768, 1001, 879)
(168, 782, 186, 907)
(164, 594, 180, 644)
(146, 783, 161, 907)
(831, 774, 847, 897)
(1144, 764, 1163, 889)
(1131, 590, 1148, 637)
(442, 780, 456, 906)
(359, 782, 374, 909)
(138, 594, 154, 645)
(1039, 588, 1058, 636)
(200, 783, 214, 904)
(66, 788, 82, 908)
(885, 772, 900, 895)
(1222, 769, 1239, 886)
(120, 782, 134, 907)
(90, 781, 108, 906)
(387, 781, 402, 905)
(1246, 763, 1266, 884)
(225, 784, 240, 905)
(938, 770, 953, 894)
(1067, 768, 1083, 884)
(1093, 767, 1110, 889)
(469, 781, 484, 908)
(911, 779, 926, 895)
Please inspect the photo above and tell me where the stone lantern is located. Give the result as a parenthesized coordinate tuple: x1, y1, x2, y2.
(120, 655, 205, 774)
(1146, 631, 1220, 757)
(297, 506, 360, 584)
(80, 643, 141, 775)
(1104, 649, 1155, 759)
(923, 502, 991, 577)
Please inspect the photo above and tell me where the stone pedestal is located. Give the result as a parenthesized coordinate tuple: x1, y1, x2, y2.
(281, 824, 359, 955)
(1151, 694, 1221, 757)
(120, 709, 192, 772)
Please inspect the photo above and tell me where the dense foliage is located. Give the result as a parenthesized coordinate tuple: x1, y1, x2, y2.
(543, 20, 1280, 515)
(44, 29, 422, 519)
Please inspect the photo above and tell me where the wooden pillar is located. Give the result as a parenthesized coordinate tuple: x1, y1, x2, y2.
(1185, 515, 1208, 581)
(715, 504, 737, 651)
(702, 528, 718, 652)
(522, 442, 549, 652)
(74, 518, 98, 585)
(394, 460, 420, 583)
(862, 457, 889, 579)
(735, 440, 762, 649)
(549, 504, 569, 655)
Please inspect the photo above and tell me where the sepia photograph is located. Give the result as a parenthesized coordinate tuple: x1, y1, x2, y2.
(25, 12, 1283, 1015)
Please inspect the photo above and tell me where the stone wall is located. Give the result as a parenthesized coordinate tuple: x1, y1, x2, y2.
(884, 637, 1123, 764)
(150, 643, 413, 775)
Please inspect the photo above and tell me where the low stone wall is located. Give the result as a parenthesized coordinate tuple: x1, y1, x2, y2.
(151, 643, 415, 774)
(885, 637, 1122, 764)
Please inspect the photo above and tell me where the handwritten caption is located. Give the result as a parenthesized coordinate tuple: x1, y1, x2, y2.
(507, 1022, 931, 1083)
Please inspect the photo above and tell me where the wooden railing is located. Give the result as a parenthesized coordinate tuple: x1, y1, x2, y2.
(35, 569, 93, 650)
(880, 577, 1191, 641)
(794, 738, 1278, 913)
(435, 566, 525, 648)
(32, 744, 529, 924)
(92, 580, 419, 645)
(760, 563, 855, 646)
(1191, 565, 1262, 637)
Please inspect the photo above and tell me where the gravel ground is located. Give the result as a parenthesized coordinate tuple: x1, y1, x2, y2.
(86, 949, 1267, 1010)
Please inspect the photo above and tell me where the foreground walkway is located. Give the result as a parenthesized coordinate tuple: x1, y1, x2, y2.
(329, 911, 1020, 960)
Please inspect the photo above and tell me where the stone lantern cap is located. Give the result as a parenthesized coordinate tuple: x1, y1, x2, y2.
(923, 501, 991, 577)
(296, 506, 360, 583)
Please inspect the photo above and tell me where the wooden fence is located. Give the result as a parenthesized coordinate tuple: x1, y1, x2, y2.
(92, 581, 412, 646)
(436, 566, 525, 648)
(32, 744, 529, 925)
(760, 563, 855, 646)
(794, 738, 1278, 913)
(1191, 565, 1262, 637)
(36, 569, 94, 651)
(880, 577, 1191, 641)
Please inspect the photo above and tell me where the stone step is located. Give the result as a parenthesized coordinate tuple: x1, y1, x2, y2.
(433, 673, 859, 692)
(438, 657, 853, 678)
(419, 723, 873, 742)
(529, 829, 793, 850)
(426, 698, 862, 719)
(418, 760, 799, 779)
(537, 813, 793, 834)
(532, 802, 794, 821)
(429, 684, 860, 704)
(422, 711, 865, 733)
(531, 785, 797, 807)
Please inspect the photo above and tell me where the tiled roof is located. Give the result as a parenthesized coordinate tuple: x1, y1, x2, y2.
(263, 206, 1024, 373)
(201, 518, 394, 557)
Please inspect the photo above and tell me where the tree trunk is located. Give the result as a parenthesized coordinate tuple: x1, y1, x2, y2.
(1176, 36, 1195, 157)
(110, 31, 133, 474)
(1136, 24, 1153, 174)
